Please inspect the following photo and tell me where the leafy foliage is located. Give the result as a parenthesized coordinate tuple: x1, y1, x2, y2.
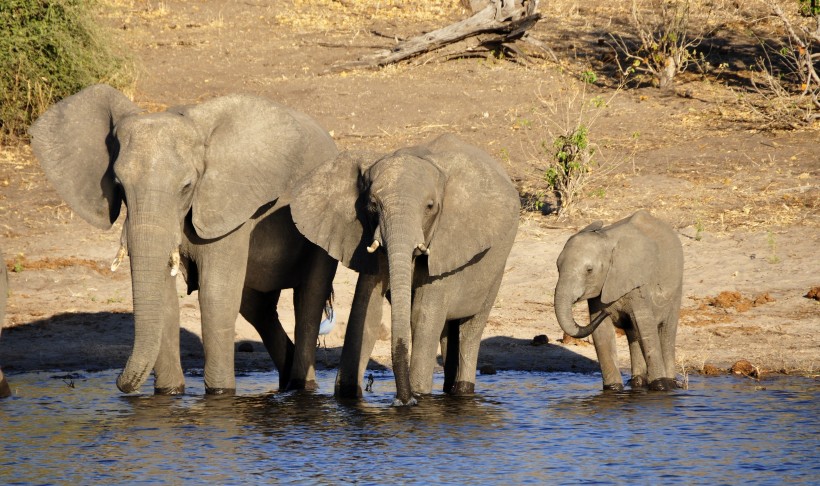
(799, 0, 820, 16)
(0, 0, 135, 142)
(544, 124, 596, 217)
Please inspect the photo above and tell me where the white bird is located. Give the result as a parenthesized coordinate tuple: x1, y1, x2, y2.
(319, 304, 336, 336)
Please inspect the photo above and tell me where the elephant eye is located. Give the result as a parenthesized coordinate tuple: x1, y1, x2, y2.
(181, 179, 193, 192)
(425, 199, 435, 211)
(585, 265, 593, 273)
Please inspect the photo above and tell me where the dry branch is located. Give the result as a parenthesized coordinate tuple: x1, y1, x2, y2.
(766, 0, 820, 119)
(333, 0, 540, 71)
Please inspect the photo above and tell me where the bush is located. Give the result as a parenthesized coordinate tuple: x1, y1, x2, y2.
(0, 0, 135, 142)
(544, 124, 595, 217)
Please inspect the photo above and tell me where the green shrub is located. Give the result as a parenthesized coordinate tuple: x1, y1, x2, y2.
(0, 0, 135, 142)
(543, 124, 596, 216)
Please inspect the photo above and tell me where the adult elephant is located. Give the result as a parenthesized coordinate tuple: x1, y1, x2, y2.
(30, 85, 338, 395)
(290, 134, 520, 405)
(554, 210, 683, 391)
(0, 246, 10, 398)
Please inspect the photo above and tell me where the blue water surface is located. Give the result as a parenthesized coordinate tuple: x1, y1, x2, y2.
(1, 370, 817, 485)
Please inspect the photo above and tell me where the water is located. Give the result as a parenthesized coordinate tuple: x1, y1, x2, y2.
(1, 370, 817, 484)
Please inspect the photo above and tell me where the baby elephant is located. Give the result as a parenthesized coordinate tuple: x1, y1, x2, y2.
(554, 210, 683, 391)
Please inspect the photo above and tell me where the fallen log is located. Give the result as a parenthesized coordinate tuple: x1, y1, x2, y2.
(333, 0, 541, 71)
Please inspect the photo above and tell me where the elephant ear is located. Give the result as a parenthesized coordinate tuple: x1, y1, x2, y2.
(180, 95, 337, 239)
(28, 84, 141, 229)
(601, 228, 656, 304)
(424, 135, 520, 276)
(290, 151, 381, 274)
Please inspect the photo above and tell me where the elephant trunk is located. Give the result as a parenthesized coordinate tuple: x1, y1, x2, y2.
(554, 279, 608, 339)
(382, 210, 422, 406)
(116, 213, 177, 393)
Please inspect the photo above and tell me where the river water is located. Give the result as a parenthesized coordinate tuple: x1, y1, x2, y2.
(1, 370, 817, 484)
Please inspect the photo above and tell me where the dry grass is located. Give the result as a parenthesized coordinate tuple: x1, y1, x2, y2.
(274, 0, 463, 33)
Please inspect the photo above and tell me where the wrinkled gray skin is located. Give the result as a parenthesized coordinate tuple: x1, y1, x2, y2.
(554, 210, 683, 391)
(291, 134, 520, 405)
(30, 85, 338, 395)
(0, 246, 10, 398)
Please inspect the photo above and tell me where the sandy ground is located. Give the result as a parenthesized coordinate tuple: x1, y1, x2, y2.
(0, 1, 818, 392)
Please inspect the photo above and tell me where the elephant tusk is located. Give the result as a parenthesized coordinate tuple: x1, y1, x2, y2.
(416, 243, 429, 255)
(169, 249, 180, 277)
(110, 245, 127, 272)
(366, 239, 380, 253)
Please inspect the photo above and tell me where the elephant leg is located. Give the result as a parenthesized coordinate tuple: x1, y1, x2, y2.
(660, 305, 680, 388)
(0, 369, 10, 398)
(287, 249, 337, 391)
(589, 305, 623, 391)
(336, 272, 385, 399)
(440, 320, 459, 393)
(623, 322, 647, 388)
(153, 271, 184, 394)
(240, 288, 294, 391)
(630, 305, 669, 391)
(409, 283, 447, 396)
(448, 313, 488, 396)
(198, 230, 251, 395)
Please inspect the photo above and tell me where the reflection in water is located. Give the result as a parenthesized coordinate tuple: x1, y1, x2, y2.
(0, 370, 817, 484)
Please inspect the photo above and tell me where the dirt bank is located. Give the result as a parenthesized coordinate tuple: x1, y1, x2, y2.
(1, 1, 817, 388)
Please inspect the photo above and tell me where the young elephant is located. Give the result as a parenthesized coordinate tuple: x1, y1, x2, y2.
(30, 85, 338, 395)
(290, 134, 520, 405)
(0, 246, 10, 398)
(554, 210, 683, 391)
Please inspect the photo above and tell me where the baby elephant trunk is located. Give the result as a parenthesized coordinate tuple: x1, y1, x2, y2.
(554, 283, 609, 339)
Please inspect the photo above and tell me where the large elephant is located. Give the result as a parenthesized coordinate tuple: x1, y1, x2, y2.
(290, 134, 520, 405)
(554, 210, 683, 391)
(0, 246, 10, 398)
(29, 85, 338, 395)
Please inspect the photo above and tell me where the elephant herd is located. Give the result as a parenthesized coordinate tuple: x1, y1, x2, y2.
(0, 85, 684, 404)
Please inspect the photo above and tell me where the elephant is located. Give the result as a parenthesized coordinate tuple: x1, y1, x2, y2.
(289, 134, 520, 405)
(0, 246, 10, 398)
(29, 84, 339, 395)
(554, 210, 683, 391)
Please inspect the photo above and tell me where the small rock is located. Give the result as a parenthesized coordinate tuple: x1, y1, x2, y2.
(530, 334, 549, 346)
(237, 342, 254, 353)
(560, 333, 587, 346)
(753, 292, 775, 305)
(701, 364, 722, 375)
(730, 359, 758, 377)
(479, 365, 497, 375)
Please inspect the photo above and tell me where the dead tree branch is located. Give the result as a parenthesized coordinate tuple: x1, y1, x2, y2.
(332, 0, 541, 71)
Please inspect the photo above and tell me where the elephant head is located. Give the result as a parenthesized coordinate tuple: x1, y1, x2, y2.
(29, 85, 337, 393)
(290, 133, 519, 404)
(554, 217, 656, 338)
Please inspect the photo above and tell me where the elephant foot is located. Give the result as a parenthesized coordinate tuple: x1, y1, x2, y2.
(205, 387, 236, 396)
(0, 376, 11, 398)
(286, 379, 318, 392)
(154, 385, 185, 395)
(648, 378, 677, 391)
(334, 383, 363, 399)
(392, 396, 418, 407)
(628, 376, 648, 389)
(447, 381, 475, 395)
(602, 383, 625, 392)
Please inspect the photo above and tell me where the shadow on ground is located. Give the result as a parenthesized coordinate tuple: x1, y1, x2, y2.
(0, 313, 601, 377)
(478, 336, 601, 373)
